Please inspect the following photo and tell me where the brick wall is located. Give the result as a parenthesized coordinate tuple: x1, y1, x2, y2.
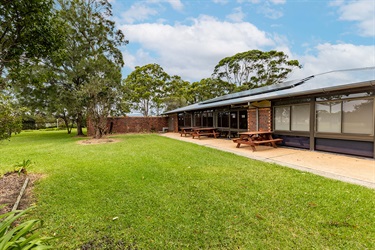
(170, 113, 178, 132)
(87, 116, 169, 136)
(258, 108, 272, 131)
(247, 108, 272, 131)
(248, 109, 257, 131)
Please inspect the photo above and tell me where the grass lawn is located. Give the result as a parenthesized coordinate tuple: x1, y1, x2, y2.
(1, 130, 375, 249)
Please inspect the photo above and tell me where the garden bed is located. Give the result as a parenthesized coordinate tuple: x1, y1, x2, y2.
(0, 172, 39, 214)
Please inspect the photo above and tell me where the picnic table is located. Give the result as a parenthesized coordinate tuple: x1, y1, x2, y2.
(233, 131, 283, 151)
(192, 127, 219, 139)
(179, 127, 197, 137)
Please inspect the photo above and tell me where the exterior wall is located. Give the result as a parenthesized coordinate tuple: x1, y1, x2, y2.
(169, 113, 178, 132)
(247, 109, 257, 131)
(258, 108, 272, 131)
(87, 116, 169, 136)
(247, 107, 272, 131)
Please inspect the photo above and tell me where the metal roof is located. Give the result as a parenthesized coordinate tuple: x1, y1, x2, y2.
(164, 67, 375, 114)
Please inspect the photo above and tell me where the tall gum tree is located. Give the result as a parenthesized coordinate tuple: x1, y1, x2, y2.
(122, 64, 170, 116)
(13, 0, 127, 137)
(212, 50, 301, 89)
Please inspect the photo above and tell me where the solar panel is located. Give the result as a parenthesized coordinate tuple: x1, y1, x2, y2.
(200, 76, 313, 105)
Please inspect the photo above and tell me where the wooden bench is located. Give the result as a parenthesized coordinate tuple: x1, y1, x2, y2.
(180, 130, 193, 137)
(180, 127, 196, 137)
(233, 136, 283, 151)
(192, 131, 219, 139)
(253, 138, 283, 145)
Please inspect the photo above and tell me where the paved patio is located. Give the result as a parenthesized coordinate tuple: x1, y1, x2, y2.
(160, 133, 375, 189)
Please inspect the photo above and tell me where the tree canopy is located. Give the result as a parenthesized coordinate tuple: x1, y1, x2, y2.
(187, 78, 236, 104)
(212, 50, 301, 89)
(0, 0, 62, 141)
(122, 64, 170, 117)
(12, 0, 127, 138)
(0, 0, 62, 88)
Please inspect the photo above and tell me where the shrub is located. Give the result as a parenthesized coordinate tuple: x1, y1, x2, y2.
(0, 207, 54, 249)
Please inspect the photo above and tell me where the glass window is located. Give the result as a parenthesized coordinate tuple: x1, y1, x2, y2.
(316, 102, 341, 133)
(274, 106, 290, 131)
(202, 111, 213, 127)
(222, 111, 229, 127)
(185, 113, 192, 127)
(207, 112, 213, 127)
(239, 110, 248, 129)
(291, 104, 310, 131)
(217, 112, 223, 127)
(343, 99, 374, 134)
(194, 112, 201, 127)
(230, 111, 237, 129)
(178, 113, 184, 127)
(202, 112, 208, 126)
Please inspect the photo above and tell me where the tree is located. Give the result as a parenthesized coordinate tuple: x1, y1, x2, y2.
(162, 75, 190, 112)
(0, 93, 22, 140)
(13, 0, 127, 137)
(84, 55, 122, 139)
(0, 0, 62, 88)
(122, 64, 170, 116)
(186, 78, 236, 104)
(212, 50, 301, 89)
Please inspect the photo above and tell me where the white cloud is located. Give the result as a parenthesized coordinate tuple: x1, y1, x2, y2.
(146, 0, 184, 11)
(257, 3, 283, 19)
(269, 0, 286, 4)
(212, 0, 229, 4)
(121, 15, 275, 81)
(121, 3, 158, 24)
(166, 0, 184, 11)
(237, 0, 261, 3)
(226, 7, 246, 22)
(292, 43, 375, 79)
(334, 0, 375, 37)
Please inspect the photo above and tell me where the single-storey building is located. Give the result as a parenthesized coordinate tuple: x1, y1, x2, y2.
(164, 67, 375, 159)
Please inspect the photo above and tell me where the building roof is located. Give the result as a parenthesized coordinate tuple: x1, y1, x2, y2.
(164, 67, 375, 114)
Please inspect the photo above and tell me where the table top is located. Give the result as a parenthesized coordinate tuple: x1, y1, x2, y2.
(180, 127, 194, 130)
(193, 127, 216, 131)
(238, 131, 273, 135)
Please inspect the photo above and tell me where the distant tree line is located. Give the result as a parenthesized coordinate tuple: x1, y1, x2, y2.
(123, 50, 301, 116)
(0, 0, 300, 140)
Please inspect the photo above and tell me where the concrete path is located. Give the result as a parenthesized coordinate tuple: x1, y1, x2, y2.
(160, 133, 375, 189)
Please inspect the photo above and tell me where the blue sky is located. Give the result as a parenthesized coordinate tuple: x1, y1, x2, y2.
(111, 0, 375, 82)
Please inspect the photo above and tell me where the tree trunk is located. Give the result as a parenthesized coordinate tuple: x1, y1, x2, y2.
(61, 116, 72, 134)
(76, 112, 85, 136)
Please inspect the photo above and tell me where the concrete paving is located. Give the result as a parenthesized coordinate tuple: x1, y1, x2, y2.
(160, 133, 375, 189)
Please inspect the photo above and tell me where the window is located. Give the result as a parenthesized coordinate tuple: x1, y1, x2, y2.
(184, 113, 192, 127)
(291, 104, 310, 131)
(239, 110, 248, 129)
(194, 112, 201, 126)
(222, 111, 229, 127)
(316, 98, 374, 135)
(178, 113, 184, 127)
(274, 106, 290, 131)
(343, 99, 373, 134)
(202, 111, 213, 127)
(316, 102, 341, 133)
(274, 104, 310, 131)
(178, 113, 192, 127)
(230, 112, 237, 129)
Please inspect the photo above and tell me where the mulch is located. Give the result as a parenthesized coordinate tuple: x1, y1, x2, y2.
(0, 172, 39, 214)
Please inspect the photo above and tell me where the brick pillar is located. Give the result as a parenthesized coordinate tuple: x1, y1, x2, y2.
(258, 108, 272, 131)
(247, 109, 257, 131)
(169, 113, 178, 132)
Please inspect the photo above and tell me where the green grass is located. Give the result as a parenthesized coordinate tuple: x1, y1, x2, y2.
(1, 130, 375, 249)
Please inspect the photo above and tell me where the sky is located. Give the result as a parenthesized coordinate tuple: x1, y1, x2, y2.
(110, 0, 375, 82)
